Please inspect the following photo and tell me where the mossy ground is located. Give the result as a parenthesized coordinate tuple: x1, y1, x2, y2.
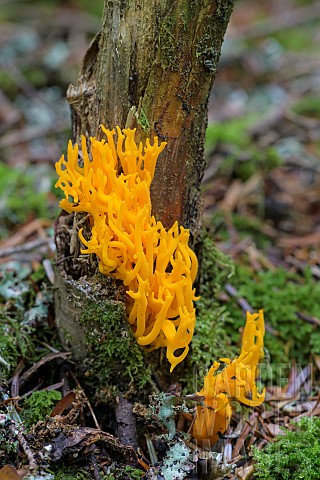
(0, 163, 59, 239)
(221, 264, 320, 384)
(185, 226, 320, 389)
(0, 262, 56, 381)
(101, 466, 144, 480)
(50, 465, 90, 480)
(252, 417, 320, 480)
(1, 0, 320, 477)
(22, 390, 62, 430)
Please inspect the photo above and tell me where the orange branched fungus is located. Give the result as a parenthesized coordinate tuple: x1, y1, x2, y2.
(55, 126, 199, 372)
(192, 310, 265, 446)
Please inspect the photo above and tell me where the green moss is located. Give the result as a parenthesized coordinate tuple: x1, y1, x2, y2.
(179, 0, 197, 27)
(21, 390, 62, 429)
(159, 11, 177, 71)
(0, 70, 19, 96)
(78, 0, 104, 18)
(292, 94, 320, 119)
(0, 163, 59, 239)
(0, 315, 19, 371)
(79, 294, 152, 398)
(51, 465, 89, 480)
(23, 67, 47, 87)
(205, 120, 282, 181)
(101, 466, 143, 480)
(137, 107, 150, 134)
(158, 1, 196, 71)
(230, 214, 271, 249)
(206, 119, 247, 149)
(252, 417, 320, 480)
(274, 23, 320, 52)
(223, 265, 320, 382)
(121, 466, 144, 480)
(0, 310, 34, 379)
(0, 262, 57, 380)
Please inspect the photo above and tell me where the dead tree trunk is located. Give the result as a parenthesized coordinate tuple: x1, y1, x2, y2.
(54, 0, 236, 397)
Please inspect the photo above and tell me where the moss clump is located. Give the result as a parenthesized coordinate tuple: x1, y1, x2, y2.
(292, 94, 320, 119)
(224, 266, 320, 374)
(21, 390, 62, 429)
(79, 296, 152, 398)
(51, 465, 89, 480)
(137, 107, 150, 134)
(205, 118, 282, 182)
(252, 417, 320, 480)
(102, 466, 143, 479)
(184, 234, 237, 392)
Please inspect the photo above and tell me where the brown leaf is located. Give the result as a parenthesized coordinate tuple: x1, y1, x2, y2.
(220, 175, 261, 213)
(266, 423, 285, 437)
(235, 465, 255, 480)
(0, 219, 51, 250)
(277, 231, 320, 248)
(314, 355, 320, 372)
(0, 465, 21, 480)
(45, 427, 137, 465)
(50, 391, 76, 417)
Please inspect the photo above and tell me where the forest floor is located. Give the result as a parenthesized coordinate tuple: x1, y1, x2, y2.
(0, 0, 320, 479)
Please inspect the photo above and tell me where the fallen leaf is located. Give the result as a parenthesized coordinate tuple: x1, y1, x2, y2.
(50, 391, 76, 417)
(0, 465, 21, 480)
(236, 464, 255, 480)
(314, 355, 320, 372)
(266, 423, 285, 437)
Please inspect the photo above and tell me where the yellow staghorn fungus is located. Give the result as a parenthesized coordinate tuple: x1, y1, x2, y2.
(55, 126, 199, 372)
(192, 310, 265, 447)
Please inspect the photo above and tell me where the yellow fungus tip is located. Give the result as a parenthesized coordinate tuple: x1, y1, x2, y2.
(192, 310, 265, 447)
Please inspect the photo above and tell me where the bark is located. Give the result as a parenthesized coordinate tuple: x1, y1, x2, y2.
(67, 0, 235, 232)
(54, 0, 236, 396)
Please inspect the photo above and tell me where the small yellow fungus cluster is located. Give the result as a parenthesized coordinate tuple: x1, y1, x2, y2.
(55, 126, 198, 372)
(192, 310, 265, 446)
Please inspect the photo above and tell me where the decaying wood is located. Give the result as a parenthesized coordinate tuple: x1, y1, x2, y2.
(55, 0, 236, 394)
(115, 397, 138, 451)
(67, 0, 236, 232)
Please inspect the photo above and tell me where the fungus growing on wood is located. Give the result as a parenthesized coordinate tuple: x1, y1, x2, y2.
(55, 126, 199, 372)
(192, 310, 265, 447)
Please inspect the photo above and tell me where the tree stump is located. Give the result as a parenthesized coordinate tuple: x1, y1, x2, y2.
(54, 0, 236, 397)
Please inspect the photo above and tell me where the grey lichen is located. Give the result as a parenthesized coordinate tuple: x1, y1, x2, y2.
(150, 393, 177, 440)
(161, 439, 195, 480)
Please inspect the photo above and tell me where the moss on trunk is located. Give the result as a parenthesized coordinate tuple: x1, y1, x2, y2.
(54, 214, 153, 398)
